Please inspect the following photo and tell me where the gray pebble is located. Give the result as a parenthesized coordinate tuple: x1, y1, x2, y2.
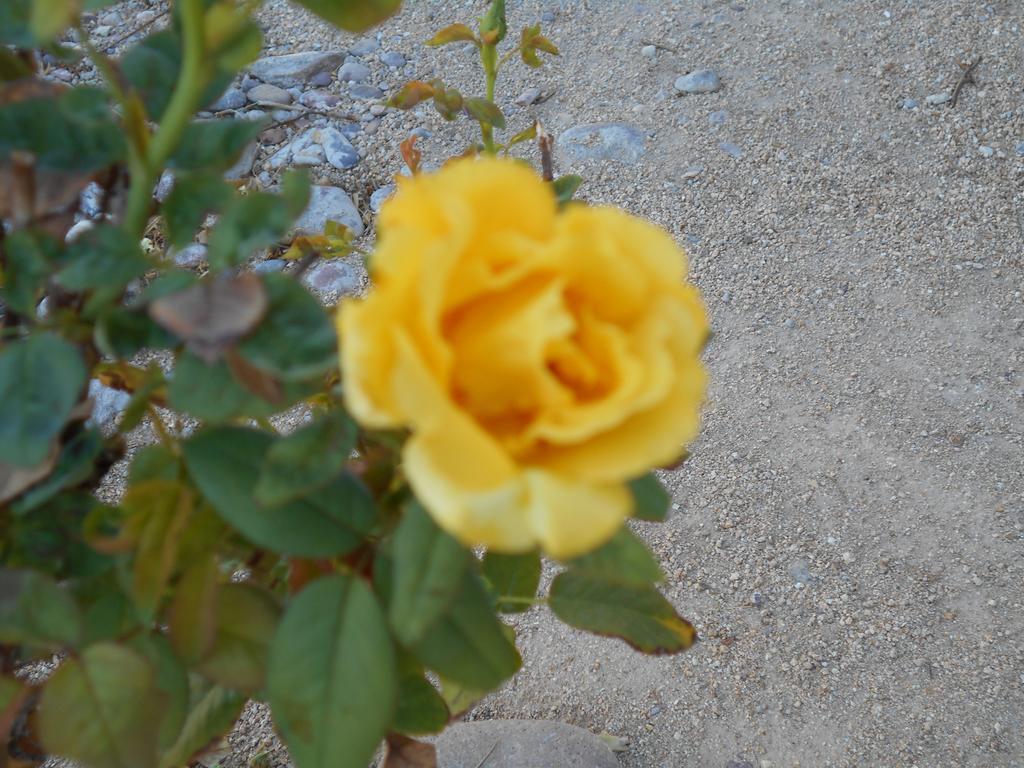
(247, 83, 292, 105)
(211, 87, 246, 111)
(515, 87, 542, 107)
(318, 127, 360, 170)
(80, 182, 103, 218)
(173, 243, 208, 268)
(249, 51, 345, 88)
(925, 92, 950, 106)
(341, 123, 362, 139)
(302, 260, 363, 295)
(719, 141, 743, 158)
(674, 69, 721, 94)
(87, 379, 130, 430)
(978, 145, 994, 158)
(254, 259, 287, 274)
(1016, 141, 1024, 156)
(350, 37, 380, 57)
(241, 74, 260, 91)
(641, 44, 657, 59)
(99, 11, 121, 26)
(541, 10, 556, 22)
(338, 61, 370, 82)
(300, 90, 341, 109)
(558, 122, 646, 165)
(292, 143, 326, 166)
(709, 109, 729, 125)
(92, 25, 112, 36)
(350, 84, 383, 101)
(293, 185, 364, 237)
(788, 559, 815, 586)
(380, 51, 406, 68)
(224, 143, 258, 181)
(369, 103, 387, 116)
(902, 98, 919, 110)
(370, 184, 396, 213)
(155, 170, 175, 202)
(681, 164, 705, 180)
(363, 119, 380, 135)
(65, 220, 94, 244)
(411, 127, 433, 139)
(50, 68, 73, 82)
(308, 71, 333, 88)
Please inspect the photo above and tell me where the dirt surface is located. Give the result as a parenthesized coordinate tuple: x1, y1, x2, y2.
(83, 0, 1024, 765)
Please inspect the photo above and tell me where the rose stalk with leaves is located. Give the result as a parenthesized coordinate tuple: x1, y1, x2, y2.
(0, 1, 708, 767)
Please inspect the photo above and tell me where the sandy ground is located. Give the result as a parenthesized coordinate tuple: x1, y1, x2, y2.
(82, 0, 1024, 765)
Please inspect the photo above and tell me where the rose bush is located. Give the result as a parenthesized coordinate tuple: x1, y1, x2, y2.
(341, 158, 708, 558)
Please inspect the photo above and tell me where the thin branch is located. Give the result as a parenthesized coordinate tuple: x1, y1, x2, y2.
(105, 8, 169, 49)
(949, 55, 981, 108)
(642, 39, 678, 54)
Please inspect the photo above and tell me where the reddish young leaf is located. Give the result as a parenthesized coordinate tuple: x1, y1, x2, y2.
(400, 135, 422, 175)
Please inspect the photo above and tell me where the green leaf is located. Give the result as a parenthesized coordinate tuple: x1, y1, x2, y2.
(10, 428, 103, 514)
(290, 0, 401, 32)
(206, 174, 310, 270)
(0, 674, 26, 738)
(74, 572, 139, 647)
(183, 426, 375, 558)
(162, 171, 233, 249)
(95, 307, 176, 359)
(0, 49, 33, 81)
(552, 174, 583, 206)
(168, 353, 270, 422)
(482, 551, 540, 613)
(568, 527, 663, 585)
(548, 570, 696, 654)
(503, 122, 537, 153)
(464, 97, 505, 129)
(198, 583, 280, 693)
(254, 411, 356, 506)
(629, 472, 670, 521)
(169, 556, 219, 665)
(157, 686, 246, 768)
(0, 229, 61, 316)
(31, 0, 76, 42)
(388, 502, 469, 646)
(127, 633, 189, 751)
(121, 30, 233, 120)
(0, 569, 81, 648)
(393, 671, 449, 736)
(0, 86, 125, 172)
(170, 119, 263, 171)
(4, 492, 111, 580)
(438, 675, 488, 718)
(0, 0, 32, 46)
(479, 0, 506, 44)
(0, 334, 86, 467)
(121, 31, 180, 120)
(431, 82, 463, 121)
(38, 643, 164, 768)
(426, 23, 477, 47)
(236, 273, 337, 382)
(267, 574, 396, 768)
(387, 81, 435, 109)
(128, 444, 179, 485)
(411, 573, 520, 690)
(122, 480, 193, 620)
(57, 224, 149, 293)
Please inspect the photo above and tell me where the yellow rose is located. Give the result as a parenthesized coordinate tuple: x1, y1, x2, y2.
(338, 158, 708, 559)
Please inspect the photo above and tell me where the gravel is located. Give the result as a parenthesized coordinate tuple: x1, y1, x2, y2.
(72, 0, 1024, 766)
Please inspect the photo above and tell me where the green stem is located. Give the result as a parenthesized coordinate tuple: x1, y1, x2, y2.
(479, 42, 498, 154)
(122, 0, 207, 236)
(497, 595, 546, 607)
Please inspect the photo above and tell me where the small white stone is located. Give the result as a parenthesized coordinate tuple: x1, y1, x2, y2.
(641, 44, 657, 59)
